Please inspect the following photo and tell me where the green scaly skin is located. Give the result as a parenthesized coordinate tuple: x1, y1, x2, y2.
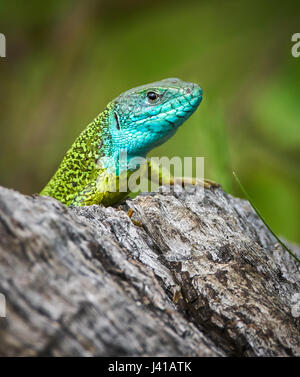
(41, 78, 211, 207)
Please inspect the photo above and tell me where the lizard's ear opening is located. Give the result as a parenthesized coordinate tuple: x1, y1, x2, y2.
(114, 112, 120, 130)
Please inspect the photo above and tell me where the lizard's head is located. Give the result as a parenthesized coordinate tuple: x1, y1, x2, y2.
(107, 78, 203, 157)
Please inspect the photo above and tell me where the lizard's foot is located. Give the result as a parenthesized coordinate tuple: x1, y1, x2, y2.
(201, 178, 220, 189)
(127, 208, 143, 227)
(171, 177, 220, 189)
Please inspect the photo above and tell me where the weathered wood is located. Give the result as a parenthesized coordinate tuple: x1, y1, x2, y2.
(0, 184, 299, 356)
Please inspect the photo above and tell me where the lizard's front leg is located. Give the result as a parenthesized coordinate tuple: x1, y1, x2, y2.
(71, 171, 130, 207)
(147, 159, 220, 189)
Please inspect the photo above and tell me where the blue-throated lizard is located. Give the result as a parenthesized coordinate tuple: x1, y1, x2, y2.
(40, 78, 217, 206)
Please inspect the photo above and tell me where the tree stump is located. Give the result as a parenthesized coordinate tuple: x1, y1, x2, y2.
(0, 185, 299, 356)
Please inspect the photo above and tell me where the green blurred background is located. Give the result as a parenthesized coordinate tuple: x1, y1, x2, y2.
(0, 0, 299, 242)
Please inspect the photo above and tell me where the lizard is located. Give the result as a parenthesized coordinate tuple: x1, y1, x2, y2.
(40, 78, 218, 207)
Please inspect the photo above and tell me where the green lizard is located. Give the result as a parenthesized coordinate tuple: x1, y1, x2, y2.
(40, 78, 217, 206)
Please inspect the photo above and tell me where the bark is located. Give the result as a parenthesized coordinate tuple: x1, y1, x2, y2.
(0, 184, 299, 356)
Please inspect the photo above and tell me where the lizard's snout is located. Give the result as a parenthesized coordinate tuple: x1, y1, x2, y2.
(191, 83, 203, 97)
(185, 83, 203, 108)
(184, 82, 203, 98)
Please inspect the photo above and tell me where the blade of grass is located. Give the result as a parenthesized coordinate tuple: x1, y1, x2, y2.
(233, 171, 300, 264)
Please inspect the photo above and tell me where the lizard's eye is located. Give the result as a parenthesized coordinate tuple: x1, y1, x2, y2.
(147, 91, 159, 102)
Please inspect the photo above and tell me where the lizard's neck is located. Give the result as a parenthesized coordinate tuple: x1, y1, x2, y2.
(98, 106, 148, 175)
(100, 106, 178, 175)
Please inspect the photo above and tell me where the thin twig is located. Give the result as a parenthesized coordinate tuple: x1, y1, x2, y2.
(233, 171, 300, 264)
